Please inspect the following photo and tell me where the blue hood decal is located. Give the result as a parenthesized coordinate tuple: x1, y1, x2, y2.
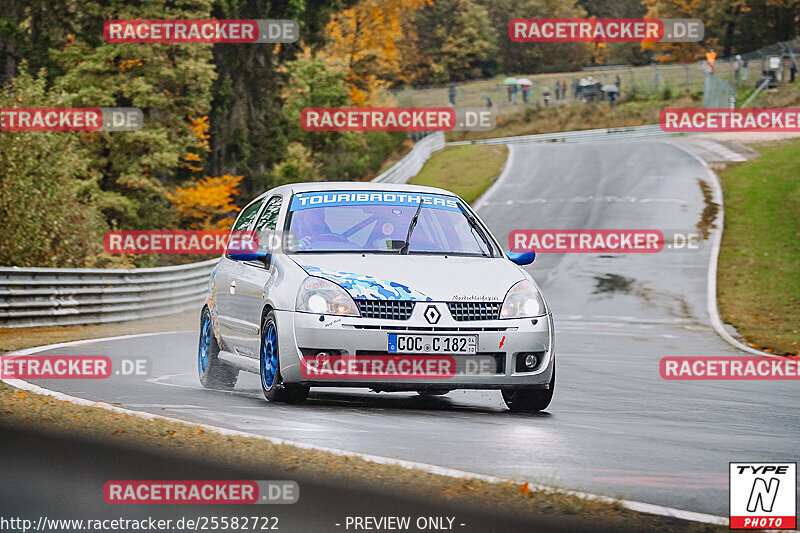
(300, 265, 433, 301)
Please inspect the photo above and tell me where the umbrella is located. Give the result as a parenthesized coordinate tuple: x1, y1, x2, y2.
(503, 77, 518, 85)
(601, 84, 619, 92)
(517, 78, 532, 85)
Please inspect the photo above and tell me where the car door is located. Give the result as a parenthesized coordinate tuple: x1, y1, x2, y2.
(216, 198, 264, 351)
(227, 194, 284, 359)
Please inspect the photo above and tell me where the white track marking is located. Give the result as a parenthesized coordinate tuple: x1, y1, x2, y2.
(472, 144, 515, 212)
(668, 142, 784, 359)
(2, 332, 727, 526)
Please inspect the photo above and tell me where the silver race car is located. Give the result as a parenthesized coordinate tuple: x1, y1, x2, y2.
(198, 182, 555, 412)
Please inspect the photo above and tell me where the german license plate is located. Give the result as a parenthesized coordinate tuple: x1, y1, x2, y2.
(388, 334, 477, 354)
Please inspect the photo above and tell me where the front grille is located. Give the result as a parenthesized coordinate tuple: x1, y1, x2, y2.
(447, 302, 501, 321)
(356, 300, 415, 320)
(349, 325, 510, 331)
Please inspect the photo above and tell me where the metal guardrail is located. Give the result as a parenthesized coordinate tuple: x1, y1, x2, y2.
(447, 124, 680, 146)
(372, 131, 445, 183)
(0, 259, 217, 329)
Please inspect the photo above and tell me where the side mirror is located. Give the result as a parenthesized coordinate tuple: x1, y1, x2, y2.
(229, 249, 271, 267)
(506, 250, 536, 265)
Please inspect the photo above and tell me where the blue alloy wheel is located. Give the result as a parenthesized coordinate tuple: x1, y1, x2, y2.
(259, 311, 309, 404)
(197, 307, 238, 390)
(198, 312, 212, 374)
(261, 320, 279, 390)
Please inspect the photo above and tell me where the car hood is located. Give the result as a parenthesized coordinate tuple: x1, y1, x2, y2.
(291, 254, 525, 302)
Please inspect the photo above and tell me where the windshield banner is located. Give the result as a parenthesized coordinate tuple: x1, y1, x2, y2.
(290, 191, 460, 212)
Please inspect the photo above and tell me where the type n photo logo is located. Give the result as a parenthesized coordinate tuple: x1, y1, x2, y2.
(730, 462, 796, 530)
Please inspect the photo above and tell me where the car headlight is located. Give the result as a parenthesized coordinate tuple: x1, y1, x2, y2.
(296, 276, 360, 316)
(500, 280, 546, 319)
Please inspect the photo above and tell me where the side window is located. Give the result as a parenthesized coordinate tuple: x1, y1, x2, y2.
(226, 200, 263, 259)
(232, 200, 263, 232)
(254, 196, 282, 234)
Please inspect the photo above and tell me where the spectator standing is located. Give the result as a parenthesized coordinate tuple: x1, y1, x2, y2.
(615, 74, 621, 88)
(554, 81, 561, 101)
(449, 85, 457, 106)
(705, 49, 717, 73)
(522, 84, 530, 103)
(561, 80, 567, 100)
(512, 83, 519, 104)
(507, 84, 513, 102)
(734, 55, 742, 85)
(542, 86, 551, 107)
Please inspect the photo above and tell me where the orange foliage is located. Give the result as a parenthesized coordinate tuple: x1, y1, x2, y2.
(167, 175, 243, 230)
(185, 115, 211, 172)
(325, 0, 429, 105)
(119, 59, 143, 72)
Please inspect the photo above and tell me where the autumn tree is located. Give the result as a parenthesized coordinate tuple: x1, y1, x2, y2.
(642, 0, 718, 61)
(279, 48, 406, 181)
(704, 0, 800, 57)
(412, 0, 498, 83)
(483, 0, 590, 73)
(48, 0, 217, 231)
(207, 0, 341, 200)
(167, 174, 243, 230)
(325, 0, 430, 105)
(0, 66, 108, 267)
(281, 48, 351, 155)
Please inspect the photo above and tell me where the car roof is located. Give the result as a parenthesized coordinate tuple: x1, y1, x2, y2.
(271, 181, 458, 197)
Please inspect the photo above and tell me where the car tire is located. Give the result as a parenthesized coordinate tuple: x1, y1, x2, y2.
(501, 362, 554, 413)
(198, 307, 238, 390)
(260, 311, 309, 404)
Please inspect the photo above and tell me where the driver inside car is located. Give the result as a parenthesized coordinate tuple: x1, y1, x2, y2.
(294, 208, 332, 250)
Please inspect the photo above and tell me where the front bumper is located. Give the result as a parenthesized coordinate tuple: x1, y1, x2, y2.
(276, 306, 554, 389)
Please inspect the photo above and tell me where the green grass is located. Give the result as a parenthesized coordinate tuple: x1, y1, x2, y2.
(408, 145, 508, 204)
(446, 90, 701, 142)
(717, 140, 800, 356)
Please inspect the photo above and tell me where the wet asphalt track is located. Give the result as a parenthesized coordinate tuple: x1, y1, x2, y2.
(24, 140, 800, 517)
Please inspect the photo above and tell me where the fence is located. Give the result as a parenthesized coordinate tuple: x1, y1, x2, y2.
(702, 72, 736, 108)
(391, 38, 800, 112)
(392, 62, 724, 113)
(0, 259, 218, 329)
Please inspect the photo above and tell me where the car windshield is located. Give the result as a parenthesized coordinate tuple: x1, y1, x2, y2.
(286, 191, 493, 256)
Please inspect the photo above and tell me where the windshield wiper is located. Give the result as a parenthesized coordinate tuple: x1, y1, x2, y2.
(457, 202, 493, 257)
(399, 199, 425, 255)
